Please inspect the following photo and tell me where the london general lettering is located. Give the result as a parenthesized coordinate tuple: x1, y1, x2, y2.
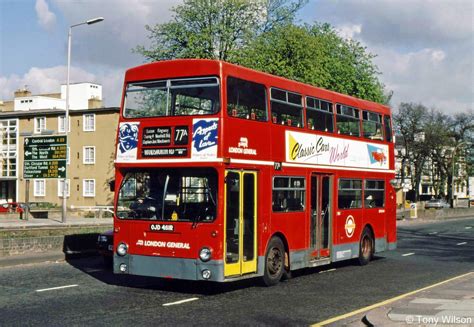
(138, 240, 191, 249)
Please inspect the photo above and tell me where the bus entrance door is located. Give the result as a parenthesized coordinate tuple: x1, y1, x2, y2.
(310, 174, 332, 261)
(224, 171, 257, 278)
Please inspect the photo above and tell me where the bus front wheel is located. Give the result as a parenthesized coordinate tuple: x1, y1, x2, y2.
(358, 228, 374, 266)
(262, 237, 285, 286)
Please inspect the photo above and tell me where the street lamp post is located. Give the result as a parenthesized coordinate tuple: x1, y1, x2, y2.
(62, 17, 104, 223)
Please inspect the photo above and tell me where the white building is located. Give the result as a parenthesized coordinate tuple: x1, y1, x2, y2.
(11, 83, 102, 112)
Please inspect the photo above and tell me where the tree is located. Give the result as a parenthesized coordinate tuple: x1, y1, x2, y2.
(448, 111, 474, 203)
(235, 23, 387, 103)
(424, 109, 452, 198)
(394, 103, 431, 201)
(136, 0, 388, 103)
(135, 0, 307, 62)
(394, 104, 473, 204)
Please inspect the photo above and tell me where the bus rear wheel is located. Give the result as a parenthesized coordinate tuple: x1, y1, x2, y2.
(358, 228, 374, 266)
(262, 237, 285, 286)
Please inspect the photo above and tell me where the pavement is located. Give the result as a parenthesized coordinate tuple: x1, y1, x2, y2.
(325, 272, 474, 326)
(0, 215, 113, 229)
(0, 214, 113, 267)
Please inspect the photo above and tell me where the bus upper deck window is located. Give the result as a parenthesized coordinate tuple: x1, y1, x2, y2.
(227, 77, 267, 121)
(362, 111, 383, 140)
(123, 77, 220, 118)
(336, 104, 360, 137)
(270, 88, 303, 128)
(384, 115, 393, 142)
(306, 97, 334, 133)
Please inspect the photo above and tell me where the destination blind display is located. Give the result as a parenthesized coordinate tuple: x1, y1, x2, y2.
(141, 147, 187, 158)
(23, 136, 67, 179)
(140, 126, 189, 158)
(142, 127, 171, 146)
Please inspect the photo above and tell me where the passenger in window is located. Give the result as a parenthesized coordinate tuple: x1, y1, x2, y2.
(365, 195, 376, 208)
(130, 174, 167, 219)
(273, 192, 287, 211)
(372, 127, 383, 140)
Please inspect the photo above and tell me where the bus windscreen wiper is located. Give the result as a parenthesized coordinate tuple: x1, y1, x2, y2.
(161, 175, 170, 221)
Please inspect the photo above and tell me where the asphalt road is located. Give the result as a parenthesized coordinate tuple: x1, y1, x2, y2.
(0, 218, 473, 326)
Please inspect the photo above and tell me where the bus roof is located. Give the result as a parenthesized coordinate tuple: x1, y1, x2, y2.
(125, 59, 391, 116)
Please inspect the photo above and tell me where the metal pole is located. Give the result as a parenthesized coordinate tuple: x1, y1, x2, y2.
(61, 17, 103, 223)
(62, 26, 72, 223)
(25, 179, 30, 221)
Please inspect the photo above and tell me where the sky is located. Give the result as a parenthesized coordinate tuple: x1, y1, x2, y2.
(0, 0, 472, 114)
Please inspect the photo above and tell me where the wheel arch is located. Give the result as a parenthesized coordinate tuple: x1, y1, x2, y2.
(267, 232, 290, 271)
(361, 223, 375, 240)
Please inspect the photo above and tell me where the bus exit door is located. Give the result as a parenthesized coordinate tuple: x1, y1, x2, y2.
(310, 174, 332, 260)
(224, 171, 257, 277)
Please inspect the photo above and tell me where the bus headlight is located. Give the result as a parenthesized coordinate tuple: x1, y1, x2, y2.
(199, 247, 212, 262)
(117, 242, 128, 256)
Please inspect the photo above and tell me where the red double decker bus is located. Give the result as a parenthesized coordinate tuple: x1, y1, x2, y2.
(113, 59, 396, 285)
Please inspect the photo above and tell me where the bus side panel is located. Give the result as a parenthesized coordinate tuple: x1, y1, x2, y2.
(386, 178, 397, 249)
(333, 174, 366, 261)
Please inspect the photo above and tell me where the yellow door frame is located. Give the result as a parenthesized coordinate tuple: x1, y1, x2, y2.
(224, 170, 257, 277)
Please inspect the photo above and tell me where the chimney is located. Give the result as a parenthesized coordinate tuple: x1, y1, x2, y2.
(88, 97, 103, 109)
(14, 87, 32, 98)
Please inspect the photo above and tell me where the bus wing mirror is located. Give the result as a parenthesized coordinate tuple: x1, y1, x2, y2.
(109, 180, 115, 192)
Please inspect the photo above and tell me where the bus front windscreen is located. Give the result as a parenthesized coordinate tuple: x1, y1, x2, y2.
(116, 168, 217, 222)
(124, 77, 220, 118)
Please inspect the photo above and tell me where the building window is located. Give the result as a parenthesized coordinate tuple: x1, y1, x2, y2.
(58, 179, 70, 197)
(34, 179, 46, 196)
(227, 77, 267, 121)
(83, 146, 95, 164)
(272, 176, 306, 212)
(83, 179, 95, 197)
(338, 179, 362, 209)
(0, 119, 18, 178)
(34, 117, 46, 134)
(270, 88, 303, 128)
(58, 116, 70, 133)
(364, 180, 385, 208)
(83, 114, 95, 131)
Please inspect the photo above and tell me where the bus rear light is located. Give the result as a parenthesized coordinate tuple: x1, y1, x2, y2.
(201, 269, 211, 280)
(199, 247, 212, 262)
(117, 242, 128, 256)
(114, 227, 120, 233)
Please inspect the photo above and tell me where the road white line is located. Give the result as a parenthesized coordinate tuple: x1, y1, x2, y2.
(162, 297, 199, 307)
(456, 242, 467, 246)
(313, 272, 474, 326)
(429, 232, 438, 235)
(402, 252, 415, 257)
(319, 268, 336, 274)
(465, 227, 472, 230)
(36, 284, 79, 292)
